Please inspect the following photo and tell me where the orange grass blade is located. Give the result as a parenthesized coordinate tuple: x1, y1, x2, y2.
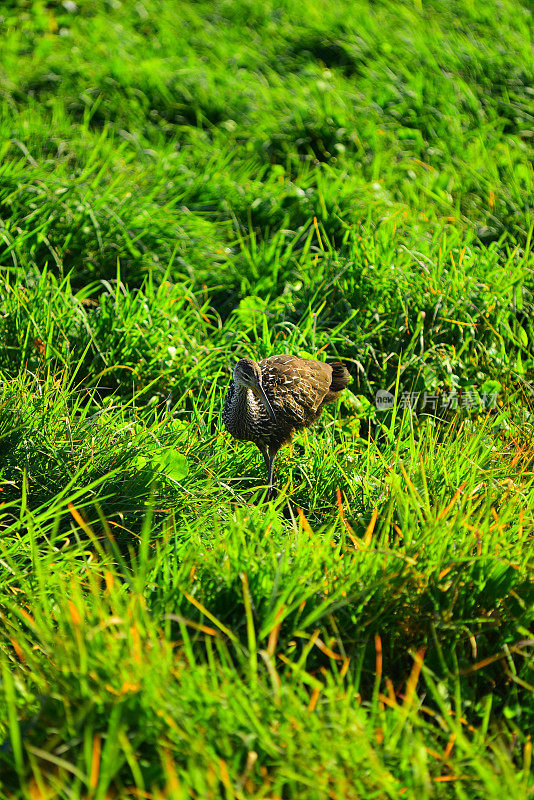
(403, 647, 426, 709)
(183, 591, 238, 642)
(364, 507, 378, 546)
(89, 734, 101, 790)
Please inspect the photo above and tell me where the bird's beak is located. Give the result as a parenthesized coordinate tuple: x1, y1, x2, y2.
(256, 383, 277, 423)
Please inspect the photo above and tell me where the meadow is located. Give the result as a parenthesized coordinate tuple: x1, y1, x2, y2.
(0, 0, 533, 797)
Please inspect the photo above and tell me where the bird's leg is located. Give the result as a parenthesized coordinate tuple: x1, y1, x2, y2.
(259, 445, 278, 500)
(267, 448, 276, 488)
(266, 445, 279, 500)
(259, 445, 270, 496)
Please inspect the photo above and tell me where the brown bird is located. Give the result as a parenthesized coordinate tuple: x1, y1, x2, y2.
(223, 354, 350, 495)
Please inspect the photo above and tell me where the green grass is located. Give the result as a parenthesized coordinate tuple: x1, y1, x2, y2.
(0, 0, 533, 797)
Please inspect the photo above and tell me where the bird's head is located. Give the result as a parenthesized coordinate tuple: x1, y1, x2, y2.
(233, 358, 276, 422)
(234, 358, 262, 387)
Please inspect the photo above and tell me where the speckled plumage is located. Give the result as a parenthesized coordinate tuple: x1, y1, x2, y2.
(223, 354, 350, 492)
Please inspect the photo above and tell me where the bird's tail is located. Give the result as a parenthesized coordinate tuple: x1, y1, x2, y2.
(329, 363, 350, 392)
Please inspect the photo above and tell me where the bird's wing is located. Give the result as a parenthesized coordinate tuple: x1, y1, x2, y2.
(259, 355, 332, 424)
